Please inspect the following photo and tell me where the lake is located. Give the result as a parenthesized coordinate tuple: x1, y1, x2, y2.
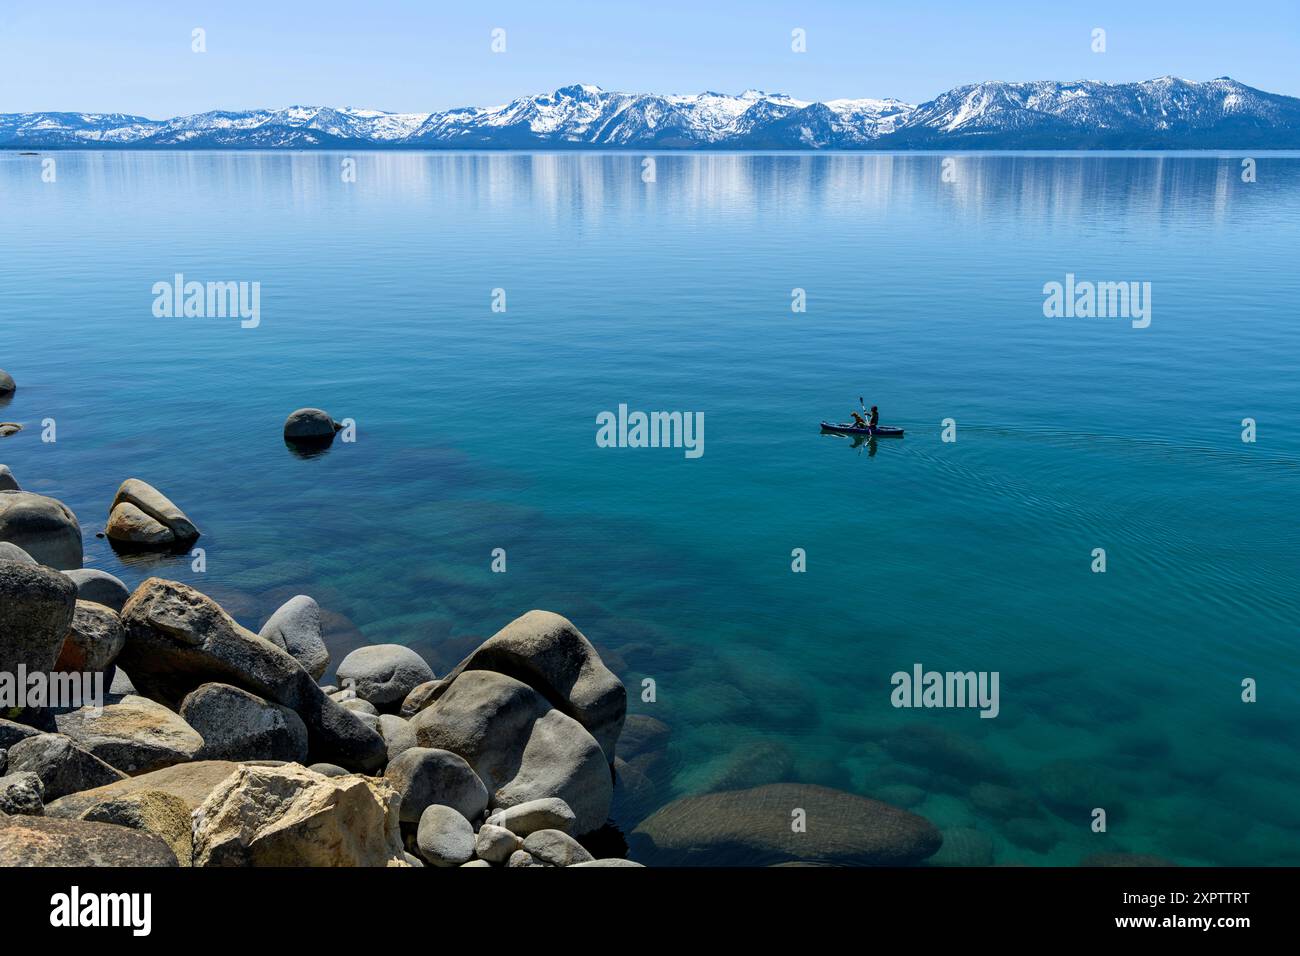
(1, 150, 1297, 864)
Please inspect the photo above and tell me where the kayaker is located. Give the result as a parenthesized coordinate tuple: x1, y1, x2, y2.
(868, 405, 880, 429)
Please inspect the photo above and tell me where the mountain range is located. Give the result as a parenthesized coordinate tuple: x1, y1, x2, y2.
(4, 76, 1298, 150)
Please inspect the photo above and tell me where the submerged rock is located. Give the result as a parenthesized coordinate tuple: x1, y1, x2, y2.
(0, 491, 86, 570)
(55, 695, 204, 775)
(192, 762, 406, 867)
(336, 644, 435, 709)
(0, 813, 179, 866)
(929, 826, 995, 866)
(259, 595, 329, 681)
(117, 578, 386, 772)
(429, 610, 626, 760)
(180, 683, 309, 763)
(412, 670, 611, 835)
(631, 783, 943, 866)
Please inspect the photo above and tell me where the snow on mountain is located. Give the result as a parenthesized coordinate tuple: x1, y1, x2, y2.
(3, 77, 1297, 149)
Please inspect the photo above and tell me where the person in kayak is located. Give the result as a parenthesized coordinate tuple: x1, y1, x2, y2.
(850, 405, 880, 431)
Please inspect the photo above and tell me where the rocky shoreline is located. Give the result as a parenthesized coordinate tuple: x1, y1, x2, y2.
(0, 454, 949, 868)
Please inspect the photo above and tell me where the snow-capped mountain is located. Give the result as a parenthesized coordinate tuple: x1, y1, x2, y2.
(3, 77, 1297, 150)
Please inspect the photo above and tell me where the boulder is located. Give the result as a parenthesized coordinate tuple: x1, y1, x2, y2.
(0, 371, 12, 395)
(460, 858, 490, 867)
(400, 680, 442, 718)
(54, 600, 125, 673)
(0, 771, 44, 815)
(339, 697, 378, 716)
(55, 696, 203, 775)
(79, 789, 193, 866)
(0, 542, 33, 562)
(4, 733, 126, 800)
(0, 559, 78, 682)
(929, 826, 995, 866)
(969, 781, 1041, 821)
(336, 644, 435, 709)
(474, 823, 522, 863)
(506, 849, 545, 868)
(109, 479, 199, 543)
(1002, 816, 1058, 853)
(117, 578, 386, 772)
(485, 797, 577, 836)
(0, 465, 18, 492)
(378, 713, 417, 763)
(44, 759, 242, 818)
(570, 858, 645, 867)
(180, 683, 309, 763)
(618, 714, 670, 761)
(259, 595, 329, 680)
(523, 828, 594, 867)
(383, 747, 489, 824)
(429, 610, 626, 760)
(105, 502, 174, 547)
(412, 670, 611, 835)
(0, 813, 179, 866)
(283, 408, 339, 442)
(0, 718, 42, 751)
(61, 569, 131, 612)
(307, 763, 349, 778)
(630, 783, 944, 866)
(415, 803, 475, 867)
(109, 668, 136, 696)
(192, 763, 406, 867)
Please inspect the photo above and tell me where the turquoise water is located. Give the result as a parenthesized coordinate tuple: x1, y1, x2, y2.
(2, 151, 1298, 864)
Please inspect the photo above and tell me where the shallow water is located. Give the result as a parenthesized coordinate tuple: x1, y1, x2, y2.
(2, 150, 1298, 864)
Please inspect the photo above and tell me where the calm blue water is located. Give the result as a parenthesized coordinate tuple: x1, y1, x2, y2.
(2, 151, 1298, 864)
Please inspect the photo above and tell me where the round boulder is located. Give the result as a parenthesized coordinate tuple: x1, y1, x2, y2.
(0, 465, 18, 492)
(0, 370, 13, 396)
(415, 803, 475, 867)
(336, 644, 435, 709)
(54, 600, 126, 673)
(0, 490, 83, 569)
(60, 568, 132, 613)
(383, 746, 488, 823)
(283, 408, 339, 441)
(259, 595, 329, 680)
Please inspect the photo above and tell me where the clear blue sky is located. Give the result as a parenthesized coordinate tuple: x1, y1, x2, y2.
(2, 0, 1297, 116)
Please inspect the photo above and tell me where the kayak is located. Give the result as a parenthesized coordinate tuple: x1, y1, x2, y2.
(820, 421, 905, 437)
